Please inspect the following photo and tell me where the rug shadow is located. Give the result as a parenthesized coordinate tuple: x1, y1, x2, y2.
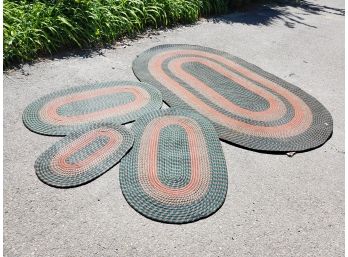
(219, 131, 333, 156)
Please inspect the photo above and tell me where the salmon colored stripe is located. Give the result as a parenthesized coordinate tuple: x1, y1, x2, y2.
(147, 121, 206, 194)
(139, 117, 210, 203)
(168, 57, 287, 121)
(40, 86, 150, 125)
(50, 128, 123, 175)
(148, 50, 313, 138)
(138, 116, 210, 205)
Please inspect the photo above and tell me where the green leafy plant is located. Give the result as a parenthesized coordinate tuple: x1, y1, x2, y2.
(3, 0, 244, 68)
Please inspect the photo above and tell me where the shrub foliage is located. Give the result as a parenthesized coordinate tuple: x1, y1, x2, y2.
(3, 0, 234, 67)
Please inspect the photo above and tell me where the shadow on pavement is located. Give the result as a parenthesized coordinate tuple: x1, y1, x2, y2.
(211, 0, 345, 28)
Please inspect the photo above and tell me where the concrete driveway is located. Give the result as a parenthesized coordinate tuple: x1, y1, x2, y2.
(3, 0, 345, 256)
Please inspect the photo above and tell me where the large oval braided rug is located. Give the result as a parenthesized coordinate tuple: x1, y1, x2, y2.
(119, 109, 228, 224)
(132, 44, 333, 152)
(23, 81, 163, 136)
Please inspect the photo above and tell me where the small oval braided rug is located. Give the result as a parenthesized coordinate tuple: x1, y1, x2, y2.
(35, 123, 134, 188)
(119, 109, 228, 224)
(132, 44, 333, 152)
(23, 81, 163, 136)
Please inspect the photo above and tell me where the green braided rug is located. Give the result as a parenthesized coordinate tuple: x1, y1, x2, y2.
(35, 123, 133, 188)
(119, 109, 228, 224)
(132, 44, 333, 152)
(23, 81, 163, 136)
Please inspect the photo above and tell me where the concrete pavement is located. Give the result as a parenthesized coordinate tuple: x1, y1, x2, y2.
(3, 0, 345, 256)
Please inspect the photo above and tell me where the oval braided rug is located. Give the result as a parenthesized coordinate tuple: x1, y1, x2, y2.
(119, 109, 228, 224)
(23, 81, 163, 136)
(132, 44, 333, 152)
(35, 123, 134, 188)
